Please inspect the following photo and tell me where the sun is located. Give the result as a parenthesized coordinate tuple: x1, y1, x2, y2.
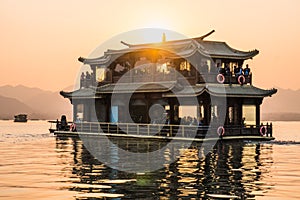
(144, 19, 173, 29)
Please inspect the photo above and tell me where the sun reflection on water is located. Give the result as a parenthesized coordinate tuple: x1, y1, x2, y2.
(2, 121, 300, 199)
(50, 137, 277, 199)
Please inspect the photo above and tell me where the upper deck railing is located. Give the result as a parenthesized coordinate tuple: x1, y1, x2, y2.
(80, 69, 252, 88)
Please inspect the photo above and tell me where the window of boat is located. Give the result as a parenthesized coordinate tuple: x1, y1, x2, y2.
(215, 59, 222, 68)
(134, 57, 152, 74)
(200, 59, 211, 73)
(76, 104, 84, 121)
(211, 105, 218, 121)
(110, 106, 118, 123)
(198, 105, 204, 120)
(179, 106, 197, 125)
(156, 62, 170, 74)
(179, 61, 191, 71)
(228, 106, 234, 124)
(230, 62, 239, 72)
(242, 105, 256, 125)
(114, 63, 127, 75)
(96, 67, 106, 82)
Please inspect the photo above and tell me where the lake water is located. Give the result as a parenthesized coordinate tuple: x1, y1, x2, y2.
(0, 120, 300, 199)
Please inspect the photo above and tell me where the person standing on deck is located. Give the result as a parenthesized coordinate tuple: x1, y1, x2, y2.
(243, 64, 251, 76)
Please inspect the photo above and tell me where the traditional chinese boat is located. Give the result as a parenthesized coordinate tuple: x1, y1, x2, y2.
(56, 30, 277, 141)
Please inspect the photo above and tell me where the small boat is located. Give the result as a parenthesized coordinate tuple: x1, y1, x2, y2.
(14, 114, 28, 122)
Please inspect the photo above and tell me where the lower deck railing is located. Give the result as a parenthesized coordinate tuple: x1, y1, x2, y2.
(60, 122, 273, 138)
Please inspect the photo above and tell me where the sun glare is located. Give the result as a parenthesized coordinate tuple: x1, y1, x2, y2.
(144, 20, 172, 30)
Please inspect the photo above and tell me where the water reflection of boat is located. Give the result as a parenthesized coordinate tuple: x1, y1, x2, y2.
(14, 114, 27, 122)
(54, 137, 273, 199)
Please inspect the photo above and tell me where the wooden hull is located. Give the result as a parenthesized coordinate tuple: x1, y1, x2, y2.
(14, 119, 28, 122)
(53, 122, 274, 141)
(49, 128, 56, 133)
(53, 130, 274, 141)
(51, 122, 274, 142)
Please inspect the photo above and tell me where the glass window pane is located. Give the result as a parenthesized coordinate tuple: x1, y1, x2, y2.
(96, 67, 106, 82)
(242, 105, 256, 125)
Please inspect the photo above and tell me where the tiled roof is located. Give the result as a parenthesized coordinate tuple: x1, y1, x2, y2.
(96, 81, 177, 94)
(61, 83, 277, 99)
(78, 31, 258, 65)
(163, 84, 277, 98)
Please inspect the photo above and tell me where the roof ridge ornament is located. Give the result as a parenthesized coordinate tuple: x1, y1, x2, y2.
(195, 30, 215, 40)
(162, 32, 166, 42)
(120, 41, 131, 47)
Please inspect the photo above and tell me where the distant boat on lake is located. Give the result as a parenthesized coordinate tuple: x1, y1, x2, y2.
(14, 114, 28, 122)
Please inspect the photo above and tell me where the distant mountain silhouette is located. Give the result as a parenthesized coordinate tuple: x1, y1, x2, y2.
(262, 87, 300, 121)
(0, 85, 50, 102)
(0, 95, 34, 119)
(0, 85, 296, 121)
(0, 85, 72, 120)
(262, 87, 300, 113)
(262, 112, 300, 121)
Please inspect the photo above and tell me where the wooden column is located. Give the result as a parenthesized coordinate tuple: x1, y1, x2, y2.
(195, 64, 199, 83)
(238, 103, 243, 125)
(204, 104, 211, 125)
(84, 100, 91, 122)
(145, 94, 150, 123)
(73, 102, 77, 122)
(169, 100, 175, 124)
(106, 96, 111, 123)
(256, 103, 260, 126)
(233, 103, 239, 125)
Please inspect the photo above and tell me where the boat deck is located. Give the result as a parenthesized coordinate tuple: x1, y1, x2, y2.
(52, 122, 274, 141)
(54, 131, 274, 141)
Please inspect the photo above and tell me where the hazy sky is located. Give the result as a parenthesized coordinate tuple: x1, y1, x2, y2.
(1, 0, 300, 91)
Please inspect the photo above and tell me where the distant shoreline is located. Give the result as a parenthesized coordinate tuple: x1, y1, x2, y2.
(1, 113, 300, 122)
(262, 112, 300, 122)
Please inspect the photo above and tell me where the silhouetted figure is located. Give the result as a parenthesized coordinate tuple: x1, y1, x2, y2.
(85, 71, 91, 80)
(202, 61, 209, 74)
(234, 66, 238, 76)
(243, 64, 251, 76)
(217, 63, 225, 75)
(198, 119, 204, 126)
(238, 65, 243, 75)
(60, 115, 68, 130)
(234, 65, 243, 77)
(90, 71, 95, 84)
(56, 119, 60, 130)
(80, 72, 85, 80)
(225, 63, 231, 76)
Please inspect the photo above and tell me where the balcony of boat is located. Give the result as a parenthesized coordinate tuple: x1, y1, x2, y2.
(55, 121, 273, 140)
(80, 78, 97, 88)
(111, 71, 178, 83)
(105, 72, 252, 85)
(80, 69, 252, 87)
(197, 73, 252, 85)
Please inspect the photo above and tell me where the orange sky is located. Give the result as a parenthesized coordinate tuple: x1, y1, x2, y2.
(0, 0, 300, 91)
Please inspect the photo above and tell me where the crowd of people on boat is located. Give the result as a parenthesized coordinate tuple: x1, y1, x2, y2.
(179, 116, 205, 126)
(80, 71, 95, 87)
(80, 71, 94, 81)
(217, 63, 251, 77)
(78, 62, 251, 87)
